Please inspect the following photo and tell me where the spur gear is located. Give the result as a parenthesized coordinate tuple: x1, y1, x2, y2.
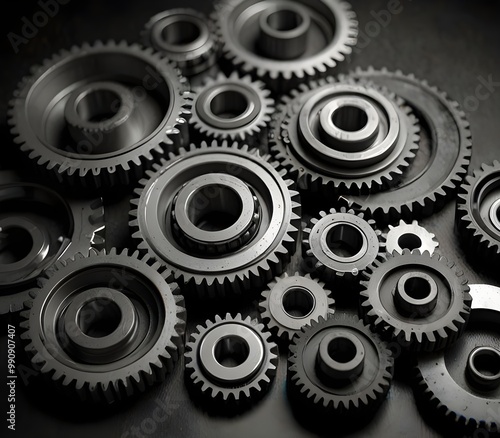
(360, 250, 471, 352)
(184, 313, 277, 408)
(19, 249, 186, 404)
(214, 0, 357, 93)
(288, 314, 394, 422)
(385, 220, 438, 256)
(129, 141, 301, 298)
(344, 67, 472, 223)
(9, 40, 192, 190)
(189, 72, 274, 147)
(270, 77, 419, 195)
(259, 272, 335, 342)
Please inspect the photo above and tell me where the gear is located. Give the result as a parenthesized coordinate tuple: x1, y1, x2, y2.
(214, 0, 357, 93)
(19, 249, 186, 404)
(189, 72, 274, 147)
(344, 67, 472, 223)
(184, 313, 277, 408)
(8, 40, 192, 190)
(360, 250, 471, 352)
(385, 220, 439, 256)
(414, 284, 500, 436)
(129, 141, 301, 298)
(288, 314, 394, 422)
(270, 77, 420, 195)
(302, 207, 384, 284)
(456, 161, 500, 277)
(259, 272, 335, 342)
(0, 177, 105, 314)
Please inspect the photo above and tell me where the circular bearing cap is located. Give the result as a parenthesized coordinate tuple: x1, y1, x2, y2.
(385, 220, 439, 256)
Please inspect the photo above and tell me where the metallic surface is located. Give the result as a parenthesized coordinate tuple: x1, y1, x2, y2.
(385, 219, 439, 256)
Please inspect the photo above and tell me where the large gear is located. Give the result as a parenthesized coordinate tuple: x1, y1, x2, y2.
(129, 141, 301, 298)
(8, 40, 192, 190)
(385, 220, 439, 256)
(270, 77, 420, 195)
(214, 0, 357, 93)
(344, 67, 472, 223)
(259, 272, 335, 342)
(19, 249, 186, 404)
(288, 314, 394, 423)
(189, 72, 274, 147)
(0, 175, 105, 314)
(184, 313, 277, 408)
(360, 250, 471, 352)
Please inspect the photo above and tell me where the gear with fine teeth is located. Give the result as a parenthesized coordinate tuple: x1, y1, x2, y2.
(8, 40, 192, 190)
(19, 249, 186, 404)
(360, 250, 471, 352)
(385, 220, 439, 256)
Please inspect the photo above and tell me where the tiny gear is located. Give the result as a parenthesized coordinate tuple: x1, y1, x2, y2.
(270, 77, 420, 195)
(184, 313, 278, 409)
(9, 40, 192, 190)
(20, 249, 186, 404)
(189, 72, 274, 147)
(214, 0, 357, 93)
(360, 250, 471, 352)
(385, 220, 439, 256)
(130, 141, 301, 298)
(259, 272, 335, 342)
(456, 161, 500, 277)
(288, 314, 394, 423)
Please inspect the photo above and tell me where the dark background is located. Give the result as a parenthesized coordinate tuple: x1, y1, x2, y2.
(1, 1, 500, 437)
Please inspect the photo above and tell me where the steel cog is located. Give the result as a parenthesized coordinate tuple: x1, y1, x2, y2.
(385, 220, 439, 256)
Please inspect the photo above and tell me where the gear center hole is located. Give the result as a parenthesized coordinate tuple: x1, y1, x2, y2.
(214, 335, 250, 368)
(328, 337, 357, 364)
(332, 105, 368, 132)
(403, 276, 431, 300)
(266, 9, 303, 32)
(397, 233, 422, 251)
(162, 20, 201, 46)
(0, 226, 33, 264)
(326, 223, 364, 258)
(473, 349, 500, 378)
(76, 89, 121, 123)
(78, 298, 122, 338)
(210, 90, 250, 119)
(282, 287, 315, 318)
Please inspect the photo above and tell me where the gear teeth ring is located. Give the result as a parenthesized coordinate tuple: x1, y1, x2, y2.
(385, 220, 439, 256)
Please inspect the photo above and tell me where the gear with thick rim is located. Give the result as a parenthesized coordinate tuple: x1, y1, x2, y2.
(385, 220, 439, 256)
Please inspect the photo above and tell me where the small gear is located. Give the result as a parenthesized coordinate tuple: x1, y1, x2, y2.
(385, 220, 439, 256)
(19, 249, 186, 404)
(8, 40, 192, 190)
(270, 77, 419, 195)
(344, 67, 472, 223)
(130, 141, 301, 298)
(456, 161, 500, 277)
(185, 313, 278, 409)
(360, 250, 471, 352)
(214, 0, 357, 93)
(259, 272, 335, 342)
(189, 72, 274, 147)
(288, 314, 394, 423)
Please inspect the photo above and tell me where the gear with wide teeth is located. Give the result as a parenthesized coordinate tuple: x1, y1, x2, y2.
(270, 77, 420, 195)
(184, 313, 277, 410)
(0, 174, 105, 314)
(385, 220, 439, 256)
(129, 141, 301, 298)
(360, 250, 471, 352)
(189, 72, 274, 147)
(302, 207, 384, 285)
(259, 272, 335, 342)
(288, 314, 394, 425)
(456, 161, 500, 277)
(414, 284, 500, 436)
(19, 249, 186, 404)
(344, 67, 472, 223)
(214, 0, 357, 94)
(8, 40, 193, 190)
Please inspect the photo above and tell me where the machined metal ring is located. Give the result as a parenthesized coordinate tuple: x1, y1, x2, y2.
(385, 220, 439, 255)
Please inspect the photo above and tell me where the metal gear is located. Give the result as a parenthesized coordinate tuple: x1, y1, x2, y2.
(302, 207, 384, 284)
(0, 176, 105, 314)
(184, 313, 278, 407)
(288, 314, 394, 422)
(189, 72, 274, 147)
(270, 77, 420, 195)
(8, 40, 192, 190)
(259, 272, 335, 342)
(414, 284, 500, 436)
(360, 250, 471, 352)
(19, 249, 186, 404)
(129, 141, 301, 298)
(456, 161, 500, 277)
(214, 0, 358, 93)
(385, 220, 439, 256)
(344, 67, 472, 223)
